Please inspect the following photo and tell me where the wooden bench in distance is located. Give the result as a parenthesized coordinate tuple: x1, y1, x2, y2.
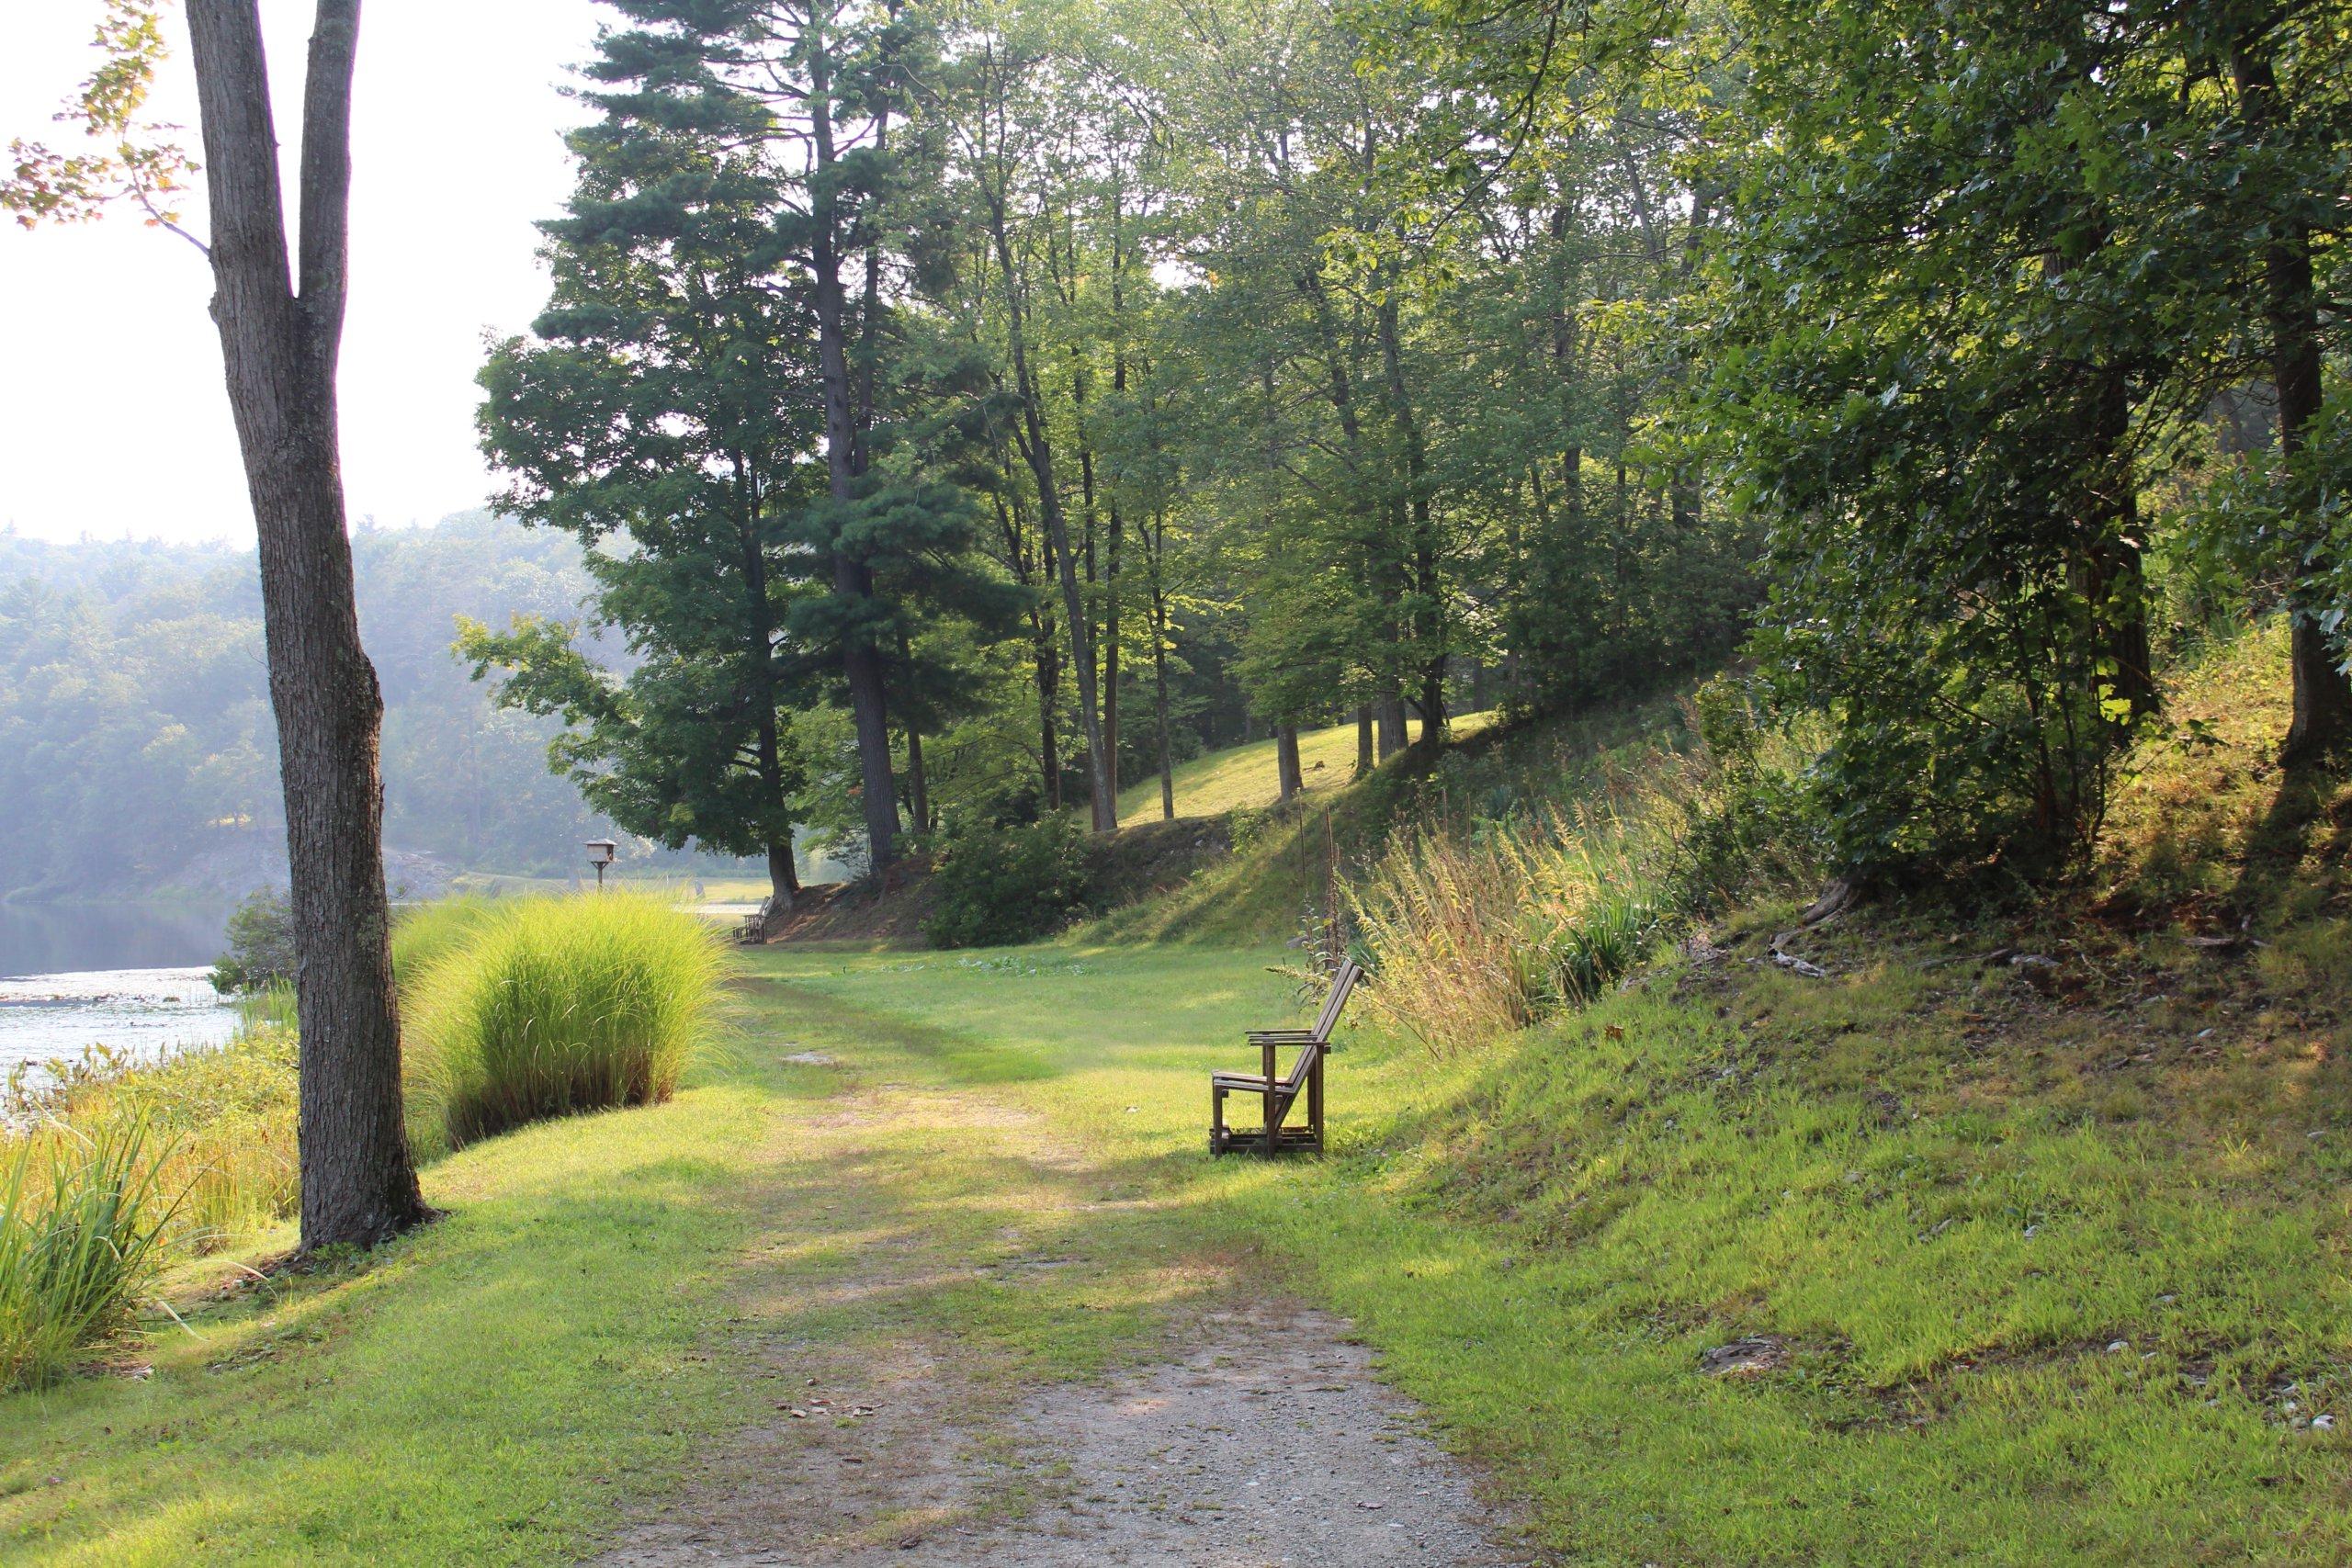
(1211, 958, 1362, 1157)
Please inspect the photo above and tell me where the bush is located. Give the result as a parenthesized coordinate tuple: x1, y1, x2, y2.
(209, 888, 296, 995)
(0, 1116, 180, 1393)
(923, 815, 1097, 949)
(402, 893, 732, 1150)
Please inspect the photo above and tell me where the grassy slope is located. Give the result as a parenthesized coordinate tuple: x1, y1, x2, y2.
(1099, 694, 1690, 945)
(1114, 710, 1496, 822)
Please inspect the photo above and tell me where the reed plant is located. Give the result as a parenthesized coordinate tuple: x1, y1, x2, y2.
(1346, 699, 1822, 1054)
(402, 893, 732, 1150)
(1349, 807, 1660, 1054)
(0, 1114, 181, 1392)
(6, 1015, 300, 1252)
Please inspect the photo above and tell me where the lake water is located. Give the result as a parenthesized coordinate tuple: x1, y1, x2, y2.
(0, 903, 241, 1086)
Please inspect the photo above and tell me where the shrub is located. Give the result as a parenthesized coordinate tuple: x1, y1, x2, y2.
(402, 893, 731, 1150)
(923, 815, 1097, 949)
(209, 888, 296, 995)
(0, 1116, 180, 1393)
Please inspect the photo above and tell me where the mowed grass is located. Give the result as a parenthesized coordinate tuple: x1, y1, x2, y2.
(6, 928, 2349, 1562)
(1114, 710, 1496, 822)
(0, 945, 1298, 1564)
(758, 942, 2352, 1564)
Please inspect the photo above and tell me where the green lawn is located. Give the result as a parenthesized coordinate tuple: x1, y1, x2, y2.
(6, 933, 2348, 1562)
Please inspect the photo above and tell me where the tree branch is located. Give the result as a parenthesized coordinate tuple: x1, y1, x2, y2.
(298, 0, 361, 364)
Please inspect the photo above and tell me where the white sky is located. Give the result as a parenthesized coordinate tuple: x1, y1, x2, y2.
(0, 2, 607, 545)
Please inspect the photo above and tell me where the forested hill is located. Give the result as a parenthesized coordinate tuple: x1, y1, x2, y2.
(0, 513, 617, 898)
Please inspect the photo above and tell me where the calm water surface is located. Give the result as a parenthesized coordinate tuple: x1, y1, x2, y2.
(0, 903, 240, 1083)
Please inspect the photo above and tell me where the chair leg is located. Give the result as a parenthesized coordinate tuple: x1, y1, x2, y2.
(1211, 1084, 1227, 1156)
(1308, 1050, 1325, 1154)
(1262, 1085, 1281, 1158)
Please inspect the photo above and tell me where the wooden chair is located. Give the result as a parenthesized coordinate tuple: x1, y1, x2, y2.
(1210, 958, 1362, 1157)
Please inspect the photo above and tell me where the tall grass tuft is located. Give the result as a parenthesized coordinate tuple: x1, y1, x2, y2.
(390, 895, 506, 993)
(1350, 808, 1660, 1055)
(0, 1116, 180, 1393)
(403, 893, 732, 1150)
(6, 1017, 300, 1253)
(1346, 698, 1823, 1054)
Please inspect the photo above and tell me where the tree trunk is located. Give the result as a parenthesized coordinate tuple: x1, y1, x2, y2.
(1355, 706, 1374, 776)
(187, 0, 427, 1251)
(1102, 523, 1123, 805)
(1149, 554, 1176, 820)
(1377, 694, 1408, 760)
(734, 461, 798, 908)
(807, 3, 899, 867)
(1036, 618, 1061, 810)
(904, 726, 931, 837)
(1377, 292, 1443, 747)
(1102, 200, 1127, 814)
(766, 839, 800, 907)
(1276, 723, 1304, 803)
(2236, 39, 2352, 764)
(983, 185, 1115, 830)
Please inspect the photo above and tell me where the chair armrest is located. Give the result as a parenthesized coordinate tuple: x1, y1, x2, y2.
(1246, 1029, 1316, 1043)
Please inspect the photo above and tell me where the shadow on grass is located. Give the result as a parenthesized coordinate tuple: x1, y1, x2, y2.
(2225, 762, 2352, 923)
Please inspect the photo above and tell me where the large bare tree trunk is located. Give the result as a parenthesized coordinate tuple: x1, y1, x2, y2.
(1276, 724, 1304, 803)
(187, 0, 427, 1251)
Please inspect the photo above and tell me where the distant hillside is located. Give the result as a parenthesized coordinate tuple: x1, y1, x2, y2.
(0, 514, 635, 898)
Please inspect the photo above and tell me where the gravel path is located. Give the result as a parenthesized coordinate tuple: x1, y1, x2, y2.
(600, 1299, 1529, 1567)
(899, 1300, 1526, 1567)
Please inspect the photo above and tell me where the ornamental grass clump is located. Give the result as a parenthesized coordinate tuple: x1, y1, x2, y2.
(0, 1115, 180, 1393)
(403, 893, 732, 1151)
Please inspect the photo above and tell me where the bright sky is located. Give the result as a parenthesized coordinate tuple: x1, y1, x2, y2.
(0, 2, 606, 545)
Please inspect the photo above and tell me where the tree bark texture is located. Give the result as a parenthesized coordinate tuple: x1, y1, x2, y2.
(187, 0, 427, 1250)
(2236, 37, 2352, 764)
(1276, 724, 1304, 802)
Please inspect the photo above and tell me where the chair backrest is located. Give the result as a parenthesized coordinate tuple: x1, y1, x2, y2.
(1310, 958, 1363, 1042)
(1282, 1032, 1323, 1094)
